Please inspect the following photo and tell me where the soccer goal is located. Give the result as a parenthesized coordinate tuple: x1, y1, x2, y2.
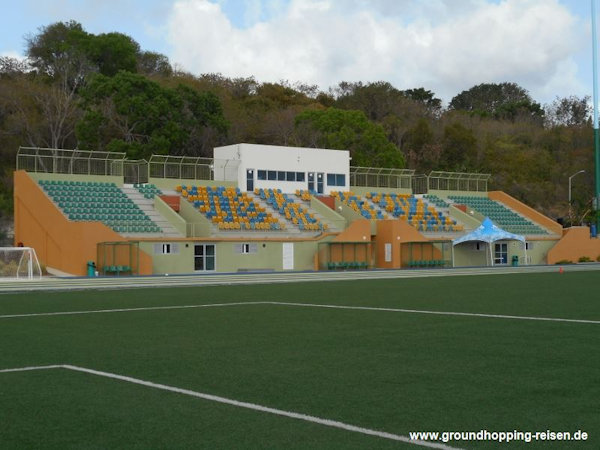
(0, 247, 43, 280)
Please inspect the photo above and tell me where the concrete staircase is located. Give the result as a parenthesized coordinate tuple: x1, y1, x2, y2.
(249, 192, 339, 235)
(120, 186, 182, 237)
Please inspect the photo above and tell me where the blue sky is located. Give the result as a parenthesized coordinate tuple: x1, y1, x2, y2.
(0, 0, 596, 104)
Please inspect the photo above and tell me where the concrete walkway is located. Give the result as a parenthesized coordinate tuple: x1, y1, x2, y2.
(1, 264, 598, 293)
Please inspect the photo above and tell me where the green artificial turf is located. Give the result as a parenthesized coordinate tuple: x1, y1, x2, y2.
(0, 271, 598, 449)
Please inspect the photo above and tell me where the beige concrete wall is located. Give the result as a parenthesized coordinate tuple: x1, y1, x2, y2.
(140, 239, 320, 274)
(310, 196, 347, 230)
(149, 178, 237, 191)
(448, 205, 482, 229)
(30, 172, 123, 186)
(154, 196, 187, 236)
(453, 239, 556, 267)
(351, 186, 412, 196)
(429, 189, 487, 198)
(179, 199, 212, 237)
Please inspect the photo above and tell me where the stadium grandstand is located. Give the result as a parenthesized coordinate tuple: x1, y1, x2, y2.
(12, 144, 599, 276)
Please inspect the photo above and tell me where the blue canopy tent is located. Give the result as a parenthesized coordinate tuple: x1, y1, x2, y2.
(452, 217, 526, 267)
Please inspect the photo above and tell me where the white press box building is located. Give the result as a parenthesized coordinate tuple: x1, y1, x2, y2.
(213, 143, 350, 194)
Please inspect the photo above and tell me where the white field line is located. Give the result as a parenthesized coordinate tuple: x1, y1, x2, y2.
(266, 302, 600, 325)
(0, 364, 459, 449)
(0, 364, 63, 373)
(1, 301, 599, 325)
(0, 301, 266, 319)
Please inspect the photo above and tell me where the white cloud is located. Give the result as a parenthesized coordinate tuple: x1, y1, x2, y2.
(166, 0, 582, 103)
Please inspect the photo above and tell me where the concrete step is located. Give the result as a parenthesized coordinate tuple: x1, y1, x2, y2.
(120, 188, 183, 237)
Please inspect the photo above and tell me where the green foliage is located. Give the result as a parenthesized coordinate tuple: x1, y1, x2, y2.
(555, 259, 574, 265)
(0, 19, 593, 225)
(402, 87, 442, 113)
(26, 20, 93, 88)
(89, 32, 140, 77)
(578, 256, 592, 263)
(441, 123, 477, 171)
(295, 108, 404, 168)
(77, 72, 228, 159)
(137, 51, 173, 77)
(449, 82, 544, 121)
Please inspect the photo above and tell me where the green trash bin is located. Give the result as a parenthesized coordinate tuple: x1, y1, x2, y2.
(87, 261, 96, 277)
(511, 255, 519, 267)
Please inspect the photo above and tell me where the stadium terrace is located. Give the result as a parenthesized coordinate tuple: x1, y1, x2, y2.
(12, 143, 599, 277)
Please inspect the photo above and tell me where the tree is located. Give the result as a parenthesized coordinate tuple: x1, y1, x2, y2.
(402, 88, 442, 115)
(26, 20, 93, 89)
(295, 108, 405, 168)
(332, 81, 406, 122)
(137, 51, 172, 77)
(401, 118, 439, 171)
(545, 95, 591, 127)
(89, 32, 140, 77)
(441, 123, 477, 171)
(449, 82, 544, 121)
(76, 71, 228, 158)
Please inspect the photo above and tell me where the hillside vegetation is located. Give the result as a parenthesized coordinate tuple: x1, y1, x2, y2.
(0, 21, 596, 227)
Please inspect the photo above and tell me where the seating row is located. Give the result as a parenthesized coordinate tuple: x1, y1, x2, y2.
(258, 188, 327, 232)
(134, 183, 163, 199)
(327, 261, 369, 270)
(448, 195, 547, 235)
(178, 185, 282, 231)
(39, 179, 161, 234)
(331, 191, 386, 220)
(366, 192, 463, 232)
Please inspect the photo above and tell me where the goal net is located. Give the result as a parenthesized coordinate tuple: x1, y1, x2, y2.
(0, 247, 43, 280)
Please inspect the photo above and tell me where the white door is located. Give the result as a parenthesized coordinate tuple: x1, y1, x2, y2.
(282, 243, 294, 270)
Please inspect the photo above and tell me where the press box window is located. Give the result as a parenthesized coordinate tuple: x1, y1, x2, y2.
(326, 173, 346, 186)
(267, 171, 277, 180)
(296, 172, 305, 182)
(257, 170, 266, 180)
(234, 243, 257, 254)
(154, 243, 179, 255)
(277, 171, 286, 181)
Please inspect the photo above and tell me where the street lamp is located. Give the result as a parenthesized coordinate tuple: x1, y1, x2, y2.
(568, 170, 586, 224)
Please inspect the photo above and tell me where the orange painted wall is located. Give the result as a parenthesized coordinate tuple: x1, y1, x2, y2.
(374, 219, 431, 268)
(332, 219, 371, 243)
(488, 191, 562, 235)
(14, 171, 153, 276)
(375, 220, 402, 268)
(547, 227, 600, 264)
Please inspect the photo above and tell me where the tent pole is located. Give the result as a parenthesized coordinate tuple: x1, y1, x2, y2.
(451, 245, 455, 268)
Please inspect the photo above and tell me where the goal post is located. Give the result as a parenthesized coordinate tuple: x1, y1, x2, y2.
(0, 247, 43, 280)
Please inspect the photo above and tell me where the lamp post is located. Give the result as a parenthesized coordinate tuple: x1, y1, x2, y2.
(568, 170, 586, 224)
